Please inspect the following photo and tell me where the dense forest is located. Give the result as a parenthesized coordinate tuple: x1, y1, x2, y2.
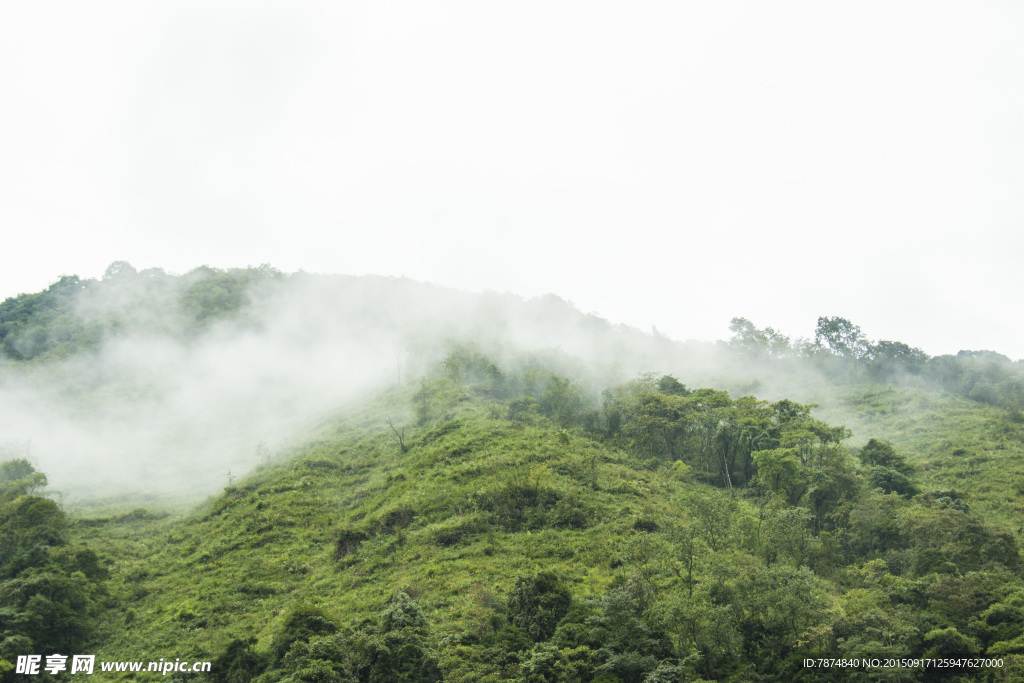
(2, 265, 1024, 681)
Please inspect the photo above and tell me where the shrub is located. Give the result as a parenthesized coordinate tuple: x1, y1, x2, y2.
(335, 528, 369, 559)
(509, 572, 573, 642)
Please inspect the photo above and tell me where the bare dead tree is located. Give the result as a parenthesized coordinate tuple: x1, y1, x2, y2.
(387, 417, 408, 453)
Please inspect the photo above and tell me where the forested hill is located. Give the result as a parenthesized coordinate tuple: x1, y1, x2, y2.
(0, 263, 1022, 500)
(6, 347, 1024, 681)
(2, 264, 1024, 681)
(0, 264, 699, 499)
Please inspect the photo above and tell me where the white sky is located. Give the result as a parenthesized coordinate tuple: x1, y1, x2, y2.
(1, 2, 1022, 359)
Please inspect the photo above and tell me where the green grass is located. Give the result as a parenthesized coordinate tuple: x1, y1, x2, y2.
(816, 384, 1024, 530)
(63, 381, 1024, 681)
(70, 395, 720, 676)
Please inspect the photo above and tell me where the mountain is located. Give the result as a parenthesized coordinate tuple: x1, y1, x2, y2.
(2, 266, 1024, 681)
(0, 265, 700, 501)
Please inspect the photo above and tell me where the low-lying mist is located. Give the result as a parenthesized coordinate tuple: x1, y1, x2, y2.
(0, 267, 743, 504)
(4, 265, 1014, 506)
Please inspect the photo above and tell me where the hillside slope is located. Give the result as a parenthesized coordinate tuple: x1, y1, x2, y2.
(816, 386, 1024, 530)
(63, 365, 1024, 682)
(3, 269, 1024, 681)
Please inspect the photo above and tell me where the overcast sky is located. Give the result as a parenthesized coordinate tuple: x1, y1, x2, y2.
(1, 2, 1021, 358)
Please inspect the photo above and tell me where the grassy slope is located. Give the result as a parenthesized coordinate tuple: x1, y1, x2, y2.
(816, 385, 1024, 530)
(73, 391, 732, 679)
(69, 382, 1024, 680)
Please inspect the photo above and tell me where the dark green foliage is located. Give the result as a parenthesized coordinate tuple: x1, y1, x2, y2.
(0, 461, 106, 671)
(507, 397, 539, 423)
(752, 448, 804, 504)
(856, 438, 914, 475)
(656, 375, 689, 396)
(0, 275, 85, 360)
(179, 267, 257, 327)
(368, 624, 442, 679)
(868, 339, 929, 379)
(380, 591, 428, 632)
(335, 527, 369, 559)
(431, 515, 490, 547)
(441, 346, 512, 399)
(378, 506, 416, 533)
(731, 564, 831, 677)
(842, 490, 910, 560)
(371, 595, 444, 683)
(918, 489, 970, 513)
(641, 661, 690, 682)
(975, 593, 1024, 655)
(210, 637, 267, 683)
(0, 459, 36, 486)
(632, 518, 660, 533)
(252, 593, 441, 683)
(0, 265, 286, 362)
(923, 626, 980, 659)
(475, 462, 562, 531)
(868, 467, 918, 497)
(602, 382, 864, 519)
(509, 572, 572, 642)
(550, 491, 592, 530)
(538, 376, 585, 428)
(517, 643, 573, 683)
(586, 585, 672, 682)
(901, 507, 1021, 575)
(272, 604, 339, 663)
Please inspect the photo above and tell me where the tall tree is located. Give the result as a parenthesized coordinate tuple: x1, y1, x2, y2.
(814, 316, 869, 359)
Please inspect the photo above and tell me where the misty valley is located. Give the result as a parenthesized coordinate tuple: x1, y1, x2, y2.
(3, 264, 1024, 681)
